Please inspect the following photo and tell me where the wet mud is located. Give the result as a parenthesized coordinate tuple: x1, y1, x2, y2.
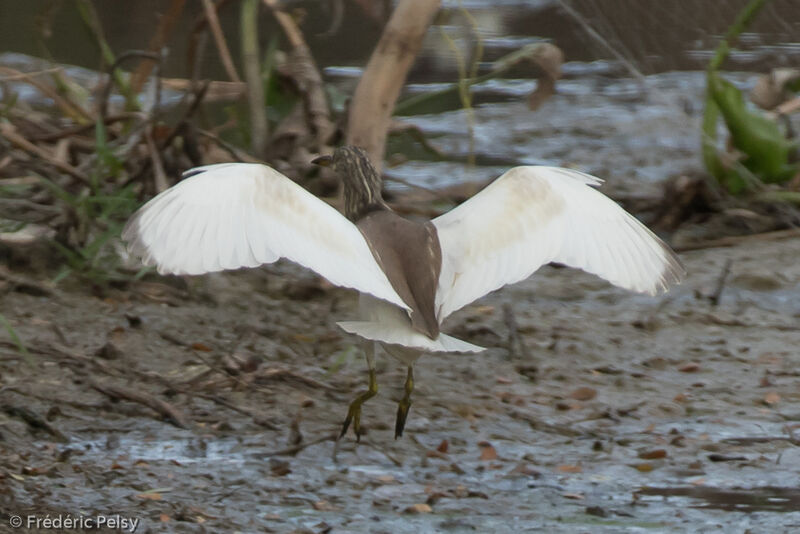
(2, 214, 799, 532)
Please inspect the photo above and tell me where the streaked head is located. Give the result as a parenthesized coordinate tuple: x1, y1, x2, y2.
(312, 146, 385, 221)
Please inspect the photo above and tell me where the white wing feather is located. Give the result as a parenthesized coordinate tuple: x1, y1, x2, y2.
(123, 163, 410, 311)
(433, 166, 685, 321)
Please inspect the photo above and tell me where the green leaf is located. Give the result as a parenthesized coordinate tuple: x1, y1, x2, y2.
(709, 72, 797, 187)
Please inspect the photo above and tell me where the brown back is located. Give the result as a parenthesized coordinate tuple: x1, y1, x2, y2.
(356, 211, 442, 339)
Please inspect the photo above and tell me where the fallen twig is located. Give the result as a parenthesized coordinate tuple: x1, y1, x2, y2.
(502, 302, 530, 362)
(0, 123, 91, 185)
(1, 403, 68, 442)
(254, 367, 338, 391)
(0, 66, 93, 122)
(674, 227, 800, 252)
(0, 266, 60, 299)
(709, 258, 733, 306)
(194, 393, 280, 430)
(258, 432, 338, 458)
(0, 67, 64, 82)
(507, 407, 598, 438)
(721, 436, 800, 446)
(90, 379, 190, 429)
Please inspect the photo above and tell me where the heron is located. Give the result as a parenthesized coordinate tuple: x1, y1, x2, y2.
(123, 146, 684, 440)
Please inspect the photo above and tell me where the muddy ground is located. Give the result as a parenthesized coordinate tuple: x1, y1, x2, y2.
(1, 216, 800, 533)
(2, 36, 800, 532)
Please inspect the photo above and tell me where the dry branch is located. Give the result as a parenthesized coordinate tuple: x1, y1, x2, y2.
(0, 123, 91, 185)
(0, 66, 92, 122)
(674, 227, 800, 252)
(201, 0, 242, 82)
(346, 0, 441, 170)
(1, 404, 68, 442)
(709, 258, 733, 306)
(130, 0, 188, 94)
(264, 0, 334, 149)
(260, 432, 338, 457)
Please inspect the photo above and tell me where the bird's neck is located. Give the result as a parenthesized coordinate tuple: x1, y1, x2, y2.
(346, 200, 390, 222)
(342, 169, 387, 222)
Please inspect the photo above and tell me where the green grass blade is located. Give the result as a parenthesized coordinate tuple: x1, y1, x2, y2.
(0, 313, 35, 368)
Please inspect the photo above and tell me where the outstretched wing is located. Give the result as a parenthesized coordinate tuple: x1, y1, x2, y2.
(433, 166, 685, 321)
(123, 163, 410, 311)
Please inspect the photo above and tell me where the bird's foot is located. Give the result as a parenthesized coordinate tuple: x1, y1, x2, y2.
(340, 368, 377, 441)
(394, 366, 414, 439)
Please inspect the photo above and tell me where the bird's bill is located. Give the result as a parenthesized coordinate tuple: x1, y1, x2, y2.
(312, 155, 333, 167)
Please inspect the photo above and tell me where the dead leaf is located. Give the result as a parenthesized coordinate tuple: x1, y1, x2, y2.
(136, 492, 162, 500)
(269, 458, 291, 477)
(750, 68, 800, 110)
(191, 342, 213, 352)
(527, 43, 564, 110)
(436, 439, 449, 454)
(159, 514, 170, 522)
(96, 340, 124, 360)
(557, 464, 582, 473)
(478, 441, 497, 461)
(404, 503, 432, 514)
(426, 492, 447, 505)
(638, 449, 667, 460)
(449, 463, 465, 475)
(678, 362, 700, 373)
(507, 463, 541, 478)
(312, 500, 335, 511)
(568, 387, 597, 401)
(764, 392, 781, 405)
(633, 463, 654, 472)
(673, 393, 689, 403)
(562, 492, 584, 500)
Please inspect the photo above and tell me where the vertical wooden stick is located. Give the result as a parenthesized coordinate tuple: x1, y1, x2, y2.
(241, 0, 268, 158)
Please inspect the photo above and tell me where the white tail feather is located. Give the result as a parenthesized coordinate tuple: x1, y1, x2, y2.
(337, 322, 485, 353)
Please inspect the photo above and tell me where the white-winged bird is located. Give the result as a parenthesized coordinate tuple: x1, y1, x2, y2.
(123, 146, 684, 440)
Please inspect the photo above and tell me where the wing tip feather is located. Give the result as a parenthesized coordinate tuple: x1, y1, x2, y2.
(642, 245, 685, 296)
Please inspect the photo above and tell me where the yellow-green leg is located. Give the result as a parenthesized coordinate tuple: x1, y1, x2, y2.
(340, 343, 377, 442)
(394, 366, 414, 439)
